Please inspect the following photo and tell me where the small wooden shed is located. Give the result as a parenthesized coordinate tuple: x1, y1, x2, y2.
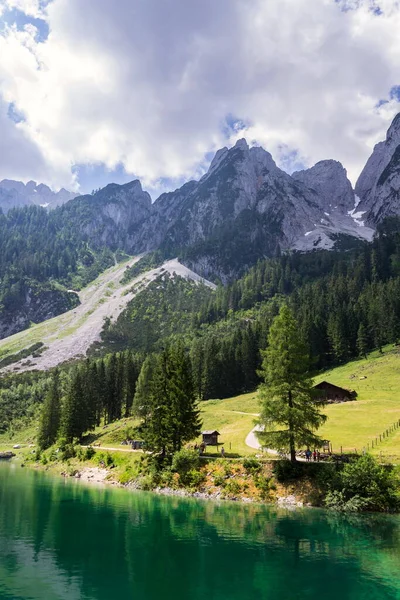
(202, 430, 220, 446)
(314, 381, 357, 403)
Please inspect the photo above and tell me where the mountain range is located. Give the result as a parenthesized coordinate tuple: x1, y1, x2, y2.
(0, 179, 79, 212)
(55, 114, 400, 280)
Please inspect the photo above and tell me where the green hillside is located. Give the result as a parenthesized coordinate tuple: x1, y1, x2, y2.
(2, 347, 399, 464)
(199, 346, 400, 462)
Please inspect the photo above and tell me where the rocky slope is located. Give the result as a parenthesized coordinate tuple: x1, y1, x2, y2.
(59, 180, 152, 250)
(355, 114, 400, 226)
(0, 284, 79, 340)
(0, 179, 78, 212)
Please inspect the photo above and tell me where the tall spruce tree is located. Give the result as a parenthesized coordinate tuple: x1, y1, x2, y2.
(61, 370, 86, 442)
(258, 304, 327, 462)
(356, 323, 368, 359)
(37, 369, 61, 449)
(133, 354, 158, 422)
(141, 345, 201, 459)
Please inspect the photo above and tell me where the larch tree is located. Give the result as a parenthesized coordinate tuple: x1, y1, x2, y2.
(258, 304, 327, 462)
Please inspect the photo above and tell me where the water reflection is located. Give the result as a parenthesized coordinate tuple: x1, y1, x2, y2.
(0, 463, 399, 600)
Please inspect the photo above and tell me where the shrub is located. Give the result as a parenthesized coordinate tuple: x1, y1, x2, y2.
(273, 460, 305, 482)
(83, 446, 96, 460)
(95, 451, 114, 467)
(213, 474, 226, 487)
(119, 468, 134, 485)
(225, 480, 241, 495)
(324, 490, 369, 513)
(171, 449, 201, 484)
(61, 444, 76, 461)
(326, 455, 400, 512)
(254, 475, 272, 498)
(186, 469, 205, 489)
(243, 458, 261, 473)
(137, 474, 156, 491)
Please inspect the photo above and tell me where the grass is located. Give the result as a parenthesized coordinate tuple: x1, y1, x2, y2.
(198, 393, 259, 456)
(197, 346, 400, 462)
(315, 347, 400, 462)
(2, 346, 399, 464)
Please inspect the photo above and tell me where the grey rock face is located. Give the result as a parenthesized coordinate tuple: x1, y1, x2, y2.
(63, 179, 152, 250)
(131, 139, 373, 269)
(0, 287, 79, 340)
(355, 113, 400, 224)
(0, 179, 79, 212)
(293, 160, 355, 214)
(58, 139, 376, 280)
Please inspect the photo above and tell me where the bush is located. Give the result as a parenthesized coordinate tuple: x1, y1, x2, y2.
(324, 490, 369, 513)
(243, 458, 261, 473)
(186, 469, 205, 489)
(84, 446, 96, 460)
(326, 455, 400, 512)
(61, 444, 76, 461)
(225, 480, 241, 495)
(213, 474, 226, 487)
(254, 475, 272, 498)
(137, 474, 156, 491)
(95, 451, 114, 467)
(273, 460, 305, 482)
(171, 449, 201, 484)
(119, 468, 134, 485)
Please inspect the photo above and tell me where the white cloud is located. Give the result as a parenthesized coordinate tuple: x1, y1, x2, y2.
(0, 0, 400, 192)
(1, 0, 44, 18)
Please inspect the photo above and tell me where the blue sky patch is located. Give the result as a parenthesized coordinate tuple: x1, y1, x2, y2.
(0, 7, 49, 42)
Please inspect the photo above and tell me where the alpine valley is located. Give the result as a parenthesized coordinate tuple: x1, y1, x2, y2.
(1, 113, 400, 349)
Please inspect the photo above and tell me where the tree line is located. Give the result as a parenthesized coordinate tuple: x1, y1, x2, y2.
(38, 344, 201, 457)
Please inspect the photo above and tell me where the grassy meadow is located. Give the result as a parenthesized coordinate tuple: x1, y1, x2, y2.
(2, 346, 399, 463)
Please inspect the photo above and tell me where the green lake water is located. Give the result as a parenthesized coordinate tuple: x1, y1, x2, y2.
(0, 462, 399, 600)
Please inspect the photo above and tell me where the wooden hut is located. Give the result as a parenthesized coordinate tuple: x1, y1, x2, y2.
(314, 381, 357, 403)
(202, 430, 220, 446)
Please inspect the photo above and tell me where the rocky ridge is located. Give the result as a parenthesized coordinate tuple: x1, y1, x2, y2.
(0, 179, 79, 212)
(62, 138, 376, 280)
(355, 113, 400, 225)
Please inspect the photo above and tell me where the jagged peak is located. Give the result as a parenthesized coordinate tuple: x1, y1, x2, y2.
(294, 159, 346, 177)
(234, 138, 249, 150)
(209, 147, 229, 172)
(386, 112, 400, 142)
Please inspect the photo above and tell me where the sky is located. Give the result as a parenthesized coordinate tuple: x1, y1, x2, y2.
(0, 0, 400, 198)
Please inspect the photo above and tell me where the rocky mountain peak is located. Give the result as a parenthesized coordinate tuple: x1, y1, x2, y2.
(293, 159, 354, 213)
(355, 112, 400, 224)
(0, 179, 79, 212)
(386, 112, 400, 141)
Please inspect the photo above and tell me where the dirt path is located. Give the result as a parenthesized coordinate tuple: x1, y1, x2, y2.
(1, 258, 215, 374)
(81, 445, 136, 453)
(245, 425, 307, 461)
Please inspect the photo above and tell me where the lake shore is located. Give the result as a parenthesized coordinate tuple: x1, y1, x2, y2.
(11, 450, 311, 509)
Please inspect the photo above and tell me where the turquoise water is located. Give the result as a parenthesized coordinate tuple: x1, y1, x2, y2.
(0, 462, 399, 600)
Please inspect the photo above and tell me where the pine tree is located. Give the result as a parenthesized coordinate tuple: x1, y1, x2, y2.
(356, 323, 368, 359)
(124, 351, 139, 418)
(168, 343, 201, 452)
(133, 354, 157, 422)
(61, 370, 86, 442)
(37, 369, 61, 449)
(258, 304, 327, 462)
(141, 345, 201, 459)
